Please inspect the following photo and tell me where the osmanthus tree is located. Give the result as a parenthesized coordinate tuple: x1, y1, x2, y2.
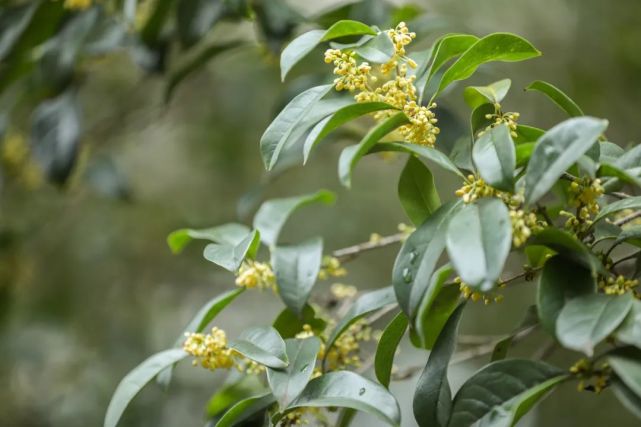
(106, 19, 641, 427)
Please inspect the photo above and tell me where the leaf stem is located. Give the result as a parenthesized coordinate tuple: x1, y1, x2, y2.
(332, 232, 407, 262)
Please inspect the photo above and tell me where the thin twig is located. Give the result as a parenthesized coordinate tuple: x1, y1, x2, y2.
(610, 191, 633, 200)
(614, 210, 641, 227)
(332, 232, 406, 262)
(390, 327, 537, 381)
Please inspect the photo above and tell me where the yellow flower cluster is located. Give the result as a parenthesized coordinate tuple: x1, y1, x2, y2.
(318, 256, 347, 280)
(324, 319, 373, 370)
(599, 275, 639, 296)
(456, 177, 542, 247)
(63, 0, 92, 10)
(382, 22, 417, 73)
(281, 407, 324, 426)
(510, 209, 541, 247)
(570, 358, 611, 393)
(1, 132, 42, 189)
(235, 260, 277, 291)
(183, 327, 235, 371)
(560, 178, 604, 234)
(456, 277, 504, 304)
(324, 23, 440, 147)
(482, 110, 520, 138)
(455, 175, 498, 204)
(183, 327, 264, 374)
(324, 49, 373, 92)
(330, 283, 358, 299)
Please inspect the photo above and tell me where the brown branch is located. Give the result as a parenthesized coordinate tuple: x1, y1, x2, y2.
(332, 232, 406, 262)
(614, 210, 641, 227)
(390, 326, 537, 381)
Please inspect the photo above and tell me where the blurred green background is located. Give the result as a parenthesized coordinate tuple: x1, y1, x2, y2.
(1, 0, 640, 426)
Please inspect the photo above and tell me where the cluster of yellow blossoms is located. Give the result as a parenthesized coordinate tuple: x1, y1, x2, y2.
(570, 358, 611, 393)
(481, 109, 520, 138)
(560, 178, 604, 234)
(183, 327, 263, 374)
(599, 274, 639, 297)
(318, 256, 347, 280)
(1, 132, 42, 189)
(324, 23, 440, 147)
(330, 283, 358, 299)
(456, 277, 504, 304)
(235, 260, 277, 291)
(455, 176, 543, 247)
(295, 318, 374, 372)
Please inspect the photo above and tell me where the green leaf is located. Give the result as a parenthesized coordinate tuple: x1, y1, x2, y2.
(513, 125, 545, 144)
(477, 375, 568, 427)
(463, 79, 511, 109)
(31, 91, 81, 184)
(203, 229, 261, 272)
(280, 20, 375, 80)
(354, 31, 395, 63)
(616, 300, 641, 349)
(491, 306, 538, 362)
(375, 311, 408, 388)
(206, 375, 268, 418)
(140, 0, 175, 45)
(448, 359, 565, 427)
(253, 190, 336, 246)
(338, 112, 410, 187)
(370, 142, 464, 178)
(445, 198, 512, 291)
(417, 33, 479, 99)
(398, 156, 441, 226)
(537, 255, 596, 334)
(229, 326, 289, 369)
(414, 265, 459, 349)
(0, 2, 38, 61)
(598, 163, 641, 189)
(272, 237, 323, 315)
(215, 392, 275, 427)
(608, 348, 641, 398)
(529, 228, 604, 275)
(324, 287, 396, 367)
(285, 371, 401, 426)
(261, 84, 333, 170)
(556, 293, 632, 356)
(614, 226, 641, 248)
(165, 41, 241, 102)
(104, 349, 188, 427)
(472, 124, 516, 192)
(470, 103, 495, 136)
(176, 0, 225, 47)
(525, 80, 584, 117)
(272, 305, 327, 339)
(436, 33, 540, 98)
(592, 196, 641, 225)
(616, 145, 641, 170)
(303, 101, 396, 163)
(280, 30, 324, 81)
(167, 223, 251, 254)
(524, 117, 608, 205)
(321, 20, 376, 41)
(267, 337, 321, 407)
(413, 303, 465, 427)
(612, 378, 641, 420)
(393, 201, 462, 317)
(157, 288, 245, 387)
(515, 142, 535, 168)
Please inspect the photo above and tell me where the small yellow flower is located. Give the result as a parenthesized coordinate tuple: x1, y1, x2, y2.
(183, 327, 235, 371)
(598, 275, 639, 296)
(235, 260, 276, 291)
(318, 256, 347, 280)
(330, 283, 358, 299)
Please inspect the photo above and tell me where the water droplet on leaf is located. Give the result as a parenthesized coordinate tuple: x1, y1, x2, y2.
(402, 268, 412, 283)
(359, 387, 366, 395)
